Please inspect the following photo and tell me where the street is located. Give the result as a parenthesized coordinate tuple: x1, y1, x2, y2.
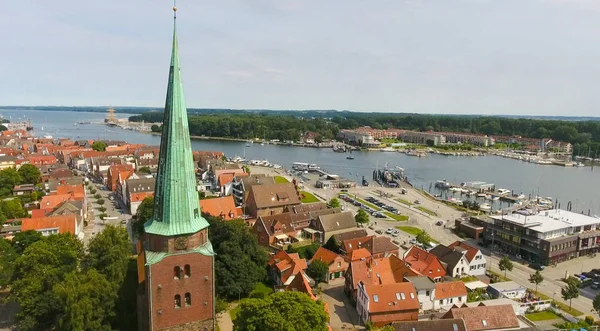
(82, 181, 132, 245)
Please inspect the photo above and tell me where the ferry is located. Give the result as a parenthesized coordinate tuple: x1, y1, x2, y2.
(292, 162, 309, 171)
(497, 188, 510, 196)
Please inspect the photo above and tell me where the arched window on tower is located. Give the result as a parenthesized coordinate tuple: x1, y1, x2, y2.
(200, 232, 205, 245)
(185, 292, 191, 306)
(174, 266, 182, 279)
(184, 264, 191, 278)
(174, 295, 181, 308)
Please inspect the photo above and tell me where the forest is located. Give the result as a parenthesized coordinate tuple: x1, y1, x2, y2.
(129, 111, 600, 157)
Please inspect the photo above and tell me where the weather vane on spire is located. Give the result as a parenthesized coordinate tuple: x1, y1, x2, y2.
(173, 0, 177, 19)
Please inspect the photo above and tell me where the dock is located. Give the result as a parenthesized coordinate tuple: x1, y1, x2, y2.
(435, 180, 521, 203)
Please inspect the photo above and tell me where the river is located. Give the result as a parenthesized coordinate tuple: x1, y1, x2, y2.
(3, 108, 599, 215)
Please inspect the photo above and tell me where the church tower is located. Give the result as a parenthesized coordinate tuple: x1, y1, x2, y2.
(137, 5, 215, 331)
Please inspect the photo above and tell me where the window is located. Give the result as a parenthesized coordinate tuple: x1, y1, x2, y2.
(425, 290, 430, 296)
(453, 323, 459, 331)
(439, 300, 443, 305)
(482, 320, 487, 327)
(185, 293, 191, 306)
(400, 293, 405, 300)
(458, 296, 462, 302)
(373, 295, 379, 302)
(410, 293, 415, 299)
(395, 293, 401, 300)
(175, 295, 181, 308)
(449, 298, 453, 303)
(174, 266, 182, 279)
(337, 262, 341, 268)
(184, 265, 191, 278)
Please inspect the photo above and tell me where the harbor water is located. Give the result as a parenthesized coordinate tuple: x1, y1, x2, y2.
(3, 109, 600, 215)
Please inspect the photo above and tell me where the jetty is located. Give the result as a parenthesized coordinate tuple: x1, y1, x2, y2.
(435, 179, 521, 203)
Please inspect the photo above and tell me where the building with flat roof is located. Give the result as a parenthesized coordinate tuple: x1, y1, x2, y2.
(485, 209, 600, 265)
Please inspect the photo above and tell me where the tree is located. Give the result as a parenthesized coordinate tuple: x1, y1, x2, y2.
(150, 124, 161, 133)
(133, 196, 154, 237)
(0, 198, 27, 219)
(96, 198, 105, 205)
(98, 206, 107, 213)
(17, 164, 41, 185)
(355, 209, 370, 224)
(328, 198, 340, 209)
(11, 230, 43, 254)
(416, 231, 433, 246)
(498, 256, 514, 279)
(207, 215, 269, 300)
(85, 225, 130, 285)
(562, 278, 580, 310)
(10, 234, 84, 331)
(53, 270, 117, 331)
(0, 238, 16, 287)
(593, 293, 600, 314)
(307, 260, 329, 284)
(529, 270, 544, 294)
(0, 167, 22, 196)
(233, 291, 329, 331)
(242, 165, 251, 175)
(92, 141, 108, 152)
(138, 166, 151, 174)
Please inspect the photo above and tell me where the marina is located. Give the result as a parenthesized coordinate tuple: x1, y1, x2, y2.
(2, 108, 599, 215)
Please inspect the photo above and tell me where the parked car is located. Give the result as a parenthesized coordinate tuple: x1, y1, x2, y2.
(435, 221, 443, 226)
(530, 263, 545, 271)
(414, 200, 422, 204)
(375, 229, 383, 234)
(386, 228, 393, 234)
(592, 282, 600, 290)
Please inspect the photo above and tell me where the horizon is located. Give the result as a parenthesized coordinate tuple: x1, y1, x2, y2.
(2, 1, 600, 116)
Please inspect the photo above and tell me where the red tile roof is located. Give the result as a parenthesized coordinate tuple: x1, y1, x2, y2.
(199, 196, 242, 220)
(348, 255, 410, 289)
(131, 192, 154, 203)
(268, 250, 308, 285)
(218, 173, 235, 187)
(403, 246, 446, 279)
(434, 281, 468, 300)
(285, 272, 316, 300)
(349, 248, 372, 261)
(40, 194, 74, 210)
(56, 185, 85, 200)
(21, 215, 77, 234)
(447, 241, 479, 263)
(310, 247, 340, 265)
(31, 208, 53, 218)
(363, 282, 420, 313)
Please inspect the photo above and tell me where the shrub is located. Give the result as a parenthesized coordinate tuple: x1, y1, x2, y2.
(585, 316, 595, 325)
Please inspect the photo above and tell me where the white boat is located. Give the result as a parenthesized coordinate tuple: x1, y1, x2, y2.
(480, 203, 491, 212)
(492, 196, 500, 201)
(477, 193, 486, 198)
(485, 195, 492, 200)
(575, 162, 585, 167)
(381, 147, 396, 152)
(497, 188, 510, 196)
(308, 164, 319, 171)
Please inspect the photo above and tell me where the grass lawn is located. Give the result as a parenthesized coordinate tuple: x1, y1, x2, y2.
(229, 305, 241, 322)
(396, 226, 423, 236)
(416, 206, 438, 216)
(299, 191, 319, 203)
(489, 270, 511, 282)
(525, 311, 562, 321)
(384, 212, 409, 221)
(460, 275, 478, 282)
(396, 198, 413, 206)
(274, 176, 289, 183)
(555, 302, 584, 317)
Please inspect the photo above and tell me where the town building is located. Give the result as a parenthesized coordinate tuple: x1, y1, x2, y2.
(231, 174, 276, 207)
(267, 250, 308, 288)
(356, 282, 420, 327)
(433, 281, 468, 311)
(345, 255, 415, 302)
(403, 276, 436, 312)
(447, 241, 487, 276)
(310, 247, 349, 283)
(400, 131, 446, 146)
(485, 209, 600, 265)
(402, 246, 447, 281)
(312, 211, 358, 244)
(245, 182, 301, 218)
(13, 184, 35, 196)
(487, 281, 527, 300)
(21, 215, 80, 237)
(137, 10, 215, 330)
(441, 304, 520, 331)
(429, 244, 471, 278)
(199, 196, 242, 221)
(125, 178, 155, 214)
(391, 319, 467, 331)
(337, 130, 380, 147)
(342, 235, 399, 258)
(0, 155, 16, 169)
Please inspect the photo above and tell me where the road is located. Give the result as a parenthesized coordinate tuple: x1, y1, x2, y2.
(82, 181, 132, 245)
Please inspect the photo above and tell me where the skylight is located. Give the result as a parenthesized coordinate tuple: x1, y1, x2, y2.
(373, 294, 379, 302)
(395, 293, 401, 300)
(482, 320, 487, 327)
(401, 292, 406, 300)
(453, 323, 458, 331)
(410, 292, 415, 299)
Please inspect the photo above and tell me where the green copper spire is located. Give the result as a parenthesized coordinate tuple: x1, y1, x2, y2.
(145, 8, 209, 236)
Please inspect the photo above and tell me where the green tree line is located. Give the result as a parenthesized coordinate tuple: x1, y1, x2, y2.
(131, 113, 339, 142)
(131, 111, 600, 156)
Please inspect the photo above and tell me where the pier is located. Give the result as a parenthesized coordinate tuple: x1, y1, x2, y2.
(435, 180, 521, 203)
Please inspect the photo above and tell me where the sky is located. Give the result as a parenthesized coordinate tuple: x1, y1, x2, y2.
(1, 0, 600, 116)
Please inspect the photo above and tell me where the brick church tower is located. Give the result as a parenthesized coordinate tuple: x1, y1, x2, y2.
(137, 5, 215, 331)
